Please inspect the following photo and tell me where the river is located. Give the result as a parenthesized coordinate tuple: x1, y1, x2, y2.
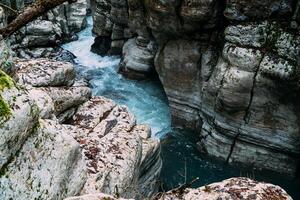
(62, 16, 300, 199)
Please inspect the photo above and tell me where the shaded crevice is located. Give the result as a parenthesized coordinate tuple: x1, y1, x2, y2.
(243, 51, 266, 124)
(226, 129, 241, 163)
(226, 53, 265, 162)
(125, 0, 130, 23)
(175, 0, 184, 26)
(213, 62, 229, 112)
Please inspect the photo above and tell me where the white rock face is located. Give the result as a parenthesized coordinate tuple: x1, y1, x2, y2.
(135, 125, 162, 198)
(65, 193, 133, 200)
(1, 57, 162, 200)
(27, 87, 55, 119)
(0, 39, 15, 75)
(64, 178, 293, 200)
(40, 86, 92, 115)
(0, 84, 39, 170)
(0, 119, 87, 200)
(14, 58, 76, 86)
(65, 97, 162, 199)
(157, 177, 293, 200)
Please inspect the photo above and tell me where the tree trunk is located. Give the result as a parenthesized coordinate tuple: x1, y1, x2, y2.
(0, 0, 76, 38)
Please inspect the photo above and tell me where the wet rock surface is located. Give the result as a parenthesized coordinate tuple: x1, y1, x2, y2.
(119, 38, 156, 79)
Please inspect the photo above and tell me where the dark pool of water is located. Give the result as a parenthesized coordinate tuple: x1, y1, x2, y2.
(160, 128, 300, 199)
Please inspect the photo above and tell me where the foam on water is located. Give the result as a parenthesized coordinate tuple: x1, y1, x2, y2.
(62, 17, 120, 69)
(62, 17, 171, 137)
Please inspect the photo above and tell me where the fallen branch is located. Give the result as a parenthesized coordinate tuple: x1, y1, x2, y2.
(0, 0, 77, 38)
(152, 177, 200, 200)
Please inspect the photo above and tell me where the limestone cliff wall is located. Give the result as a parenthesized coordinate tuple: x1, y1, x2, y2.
(92, 0, 300, 176)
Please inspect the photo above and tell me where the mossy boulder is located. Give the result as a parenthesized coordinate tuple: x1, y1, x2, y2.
(0, 70, 39, 170)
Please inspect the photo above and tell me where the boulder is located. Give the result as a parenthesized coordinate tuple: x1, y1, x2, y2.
(119, 38, 156, 79)
(157, 177, 293, 200)
(65, 97, 162, 199)
(40, 86, 91, 115)
(64, 178, 293, 200)
(27, 87, 55, 119)
(14, 58, 76, 87)
(0, 71, 39, 170)
(0, 119, 87, 200)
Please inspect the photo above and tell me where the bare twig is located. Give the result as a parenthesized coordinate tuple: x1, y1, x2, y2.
(0, 3, 18, 14)
(152, 177, 200, 200)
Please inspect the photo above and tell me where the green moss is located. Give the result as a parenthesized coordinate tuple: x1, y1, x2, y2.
(0, 70, 15, 124)
(0, 97, 11, 119)
(0, 70, 14, 91)
(0, 47, 14, 74)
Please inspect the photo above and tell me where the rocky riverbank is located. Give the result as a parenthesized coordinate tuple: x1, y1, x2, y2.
(92, 0, 300, 177)
(0, 49, 162, 199)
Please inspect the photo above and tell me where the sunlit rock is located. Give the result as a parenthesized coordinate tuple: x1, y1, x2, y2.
(65, 178, 293, 200)
(14, 58, 76, 87)
(0, 72, 39, 170)
(40, 86, 92, 115)
(66, 97, 162, 199)
(0, 119, 87, 200)
(157, 177, 293, 200)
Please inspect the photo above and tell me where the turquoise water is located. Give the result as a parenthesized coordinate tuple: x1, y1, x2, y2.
(62, 17, 171, 137)
(62, 17, 300, 199)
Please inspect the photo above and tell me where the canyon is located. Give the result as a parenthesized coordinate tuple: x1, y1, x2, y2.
(0, 0, 299, 199)
(91, 0, 300, 177)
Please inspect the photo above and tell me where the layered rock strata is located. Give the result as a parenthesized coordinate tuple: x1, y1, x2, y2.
(93, 0, 300, 176)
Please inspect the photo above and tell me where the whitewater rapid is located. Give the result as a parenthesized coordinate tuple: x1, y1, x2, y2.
(62, 17, 171, 137)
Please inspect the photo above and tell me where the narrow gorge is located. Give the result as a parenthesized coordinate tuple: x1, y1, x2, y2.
(0, 0, 299, 199)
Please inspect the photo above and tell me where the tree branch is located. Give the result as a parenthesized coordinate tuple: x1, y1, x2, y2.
(0, 0, 77, 38)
